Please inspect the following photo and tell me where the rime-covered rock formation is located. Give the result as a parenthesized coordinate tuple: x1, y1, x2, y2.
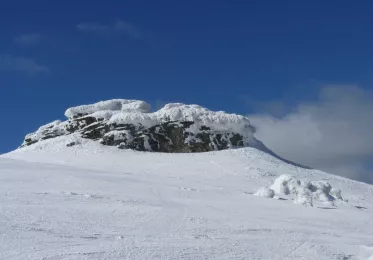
(254, 174, 345, 207)
(21, 99, 259, 152)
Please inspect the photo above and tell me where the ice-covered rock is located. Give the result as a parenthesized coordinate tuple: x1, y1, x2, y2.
(330, 188, 343, 200)
(293, 187, 313, 207)
(256, 174, 345, 207)
(21, 99, 259, 153)
(270, 174, 301, 195)
(23, 120, 68, 146)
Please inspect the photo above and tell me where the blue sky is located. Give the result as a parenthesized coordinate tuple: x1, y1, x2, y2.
(2, 0, 373, 182)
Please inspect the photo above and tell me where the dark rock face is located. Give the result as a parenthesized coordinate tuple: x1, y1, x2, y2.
(101, 121, 245, 153)
(21, 113, 248, 153)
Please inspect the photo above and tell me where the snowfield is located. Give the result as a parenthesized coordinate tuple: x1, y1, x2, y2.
(1, 136, 373, 260)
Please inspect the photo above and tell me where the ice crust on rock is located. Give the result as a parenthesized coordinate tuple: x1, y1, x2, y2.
(64, 100, 254, 134)
(63, 100, 252, 130)
(63, 100, 254, 135)
(64, 99, 151, 118)
(23, 120, 68, 146)
(104, 102, 254, 134)
(255, 174, 344, 207)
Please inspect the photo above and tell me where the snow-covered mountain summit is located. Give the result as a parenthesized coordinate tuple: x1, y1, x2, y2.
(2, 99, 373, 259)
(2, 134, 373, 259)
(22, 99, 260, 153)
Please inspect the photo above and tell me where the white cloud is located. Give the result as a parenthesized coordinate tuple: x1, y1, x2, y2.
(77, 20, 142, 39)
(14, 33, 42, 45)
(248, 85, 373, 183)
(0, 55, 49, 76)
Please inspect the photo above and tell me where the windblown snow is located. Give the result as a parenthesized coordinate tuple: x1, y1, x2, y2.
(1, 133, 373, 260)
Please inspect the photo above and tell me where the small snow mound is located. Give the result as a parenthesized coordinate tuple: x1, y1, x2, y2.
(257, 174, 344, 207)
(254, 187, 275, 198)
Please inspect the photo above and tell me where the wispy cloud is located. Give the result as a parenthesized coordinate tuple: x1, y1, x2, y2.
(76, 20, 142, 39)
(0, 55, 49, 76)
(248, 85, 373, 184)
(14, 33, 42, 46)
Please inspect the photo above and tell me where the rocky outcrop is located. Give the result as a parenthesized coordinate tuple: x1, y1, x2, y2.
(21, 99, 257, 153)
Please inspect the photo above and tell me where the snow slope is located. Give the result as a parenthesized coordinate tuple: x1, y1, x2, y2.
(1, 136, 373, 260)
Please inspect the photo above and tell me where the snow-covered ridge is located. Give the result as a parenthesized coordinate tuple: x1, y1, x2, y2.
(21, 99, 258, 153)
